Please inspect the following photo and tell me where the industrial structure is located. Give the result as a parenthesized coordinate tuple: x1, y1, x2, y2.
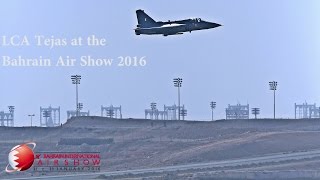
(40, 106, 61, 127)
(101, 105, 122, 119)
(164, 104, 186, 120)
(0, 106, 15, 127)
(145, 102, 168, 120)
(66, 101, 90, 119)
(145, 103, 186, 120)
(67, 110, 90, 119)
(226, 104, 250, 119)
(294, 102, 320, 119)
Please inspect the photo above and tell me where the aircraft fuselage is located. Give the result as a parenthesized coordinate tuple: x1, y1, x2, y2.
(134, 10, 221, 36)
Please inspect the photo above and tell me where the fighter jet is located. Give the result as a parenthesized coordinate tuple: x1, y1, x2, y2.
(134, 9, 221, 36)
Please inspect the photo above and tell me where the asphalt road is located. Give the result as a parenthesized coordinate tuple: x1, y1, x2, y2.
(6, 149, 320, 180)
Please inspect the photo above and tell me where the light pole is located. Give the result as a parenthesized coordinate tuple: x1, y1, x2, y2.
(173, 78, 182, 120)
(151, 102, 157, 120)
(71, 75, 81, 117)
(210, 101, 216, 121)
(269, 81, 278, 119)
(28, 114, 35, 127)
(251, 108, 260, 119)
(77, 102, 83, 116)
(8, 106, 15, 126)
(8, 106, 15, 113)
(151, 102, 157, 110)
(180, 107, 187, 120)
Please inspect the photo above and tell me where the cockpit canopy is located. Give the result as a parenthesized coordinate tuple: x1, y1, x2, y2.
(193, 18, 202, 22)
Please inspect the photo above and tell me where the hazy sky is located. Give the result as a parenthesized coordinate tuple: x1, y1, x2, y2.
(0, 0, 320, 126)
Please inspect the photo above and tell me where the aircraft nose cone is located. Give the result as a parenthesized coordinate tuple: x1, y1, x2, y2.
(210, 22, 222, 28)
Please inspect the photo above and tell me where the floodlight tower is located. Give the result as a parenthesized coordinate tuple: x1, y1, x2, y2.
(210, 101, 216, 121)
(8, 106, 15, 113)
(71, 75, 81, 116)
(8, 106, 15, 126)
(251, 108, 260, 119)
(151, 102, 157, 119)
(28, 114, 35, 127)
(151, 102, 157, 110)
(269, 81, 278, 119)
(77, 102, 83, 111)
(173, 78, 182, 120)
(180, 108, 187, 120)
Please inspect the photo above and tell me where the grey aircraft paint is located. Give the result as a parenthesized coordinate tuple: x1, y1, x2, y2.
(134, 9, 221, 36)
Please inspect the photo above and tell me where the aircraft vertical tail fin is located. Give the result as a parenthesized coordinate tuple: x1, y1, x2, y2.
(136, 9, 158, 28)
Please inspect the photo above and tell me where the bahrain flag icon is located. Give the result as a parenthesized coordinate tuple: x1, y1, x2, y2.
(5, 142, 36, 172)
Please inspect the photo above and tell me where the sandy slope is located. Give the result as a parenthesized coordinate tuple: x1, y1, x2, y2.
(1, 117, 320, 179)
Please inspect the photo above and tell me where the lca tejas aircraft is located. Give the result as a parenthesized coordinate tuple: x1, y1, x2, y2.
(134, 9, 221, 36)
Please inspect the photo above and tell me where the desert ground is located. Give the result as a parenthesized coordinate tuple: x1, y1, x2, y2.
(1, 117, 320, 179)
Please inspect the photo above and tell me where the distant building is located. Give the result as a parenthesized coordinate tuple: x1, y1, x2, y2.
(145, 104, 186, 120)
(294, 102, 320, 119)
(40, 106, 60, 127)
(226, 104, 249, 119)
(0, 106, 14, 127)
(101, 105, 122, 119)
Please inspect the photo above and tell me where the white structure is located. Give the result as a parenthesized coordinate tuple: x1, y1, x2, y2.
(145, 108, 168, 120)
(101, 105, 122, 119)
(67, 110, 90, 119)
(295, 102, 320, 119)
(226, 104, 250, 119)
(145, 104, 186, 120)
(40, 106, 60, 127)
(0, 106, 14, 127)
